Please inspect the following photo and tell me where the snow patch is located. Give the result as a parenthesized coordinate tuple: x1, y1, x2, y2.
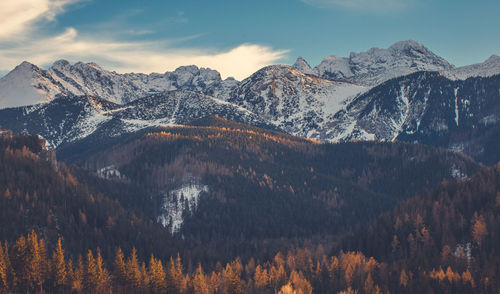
(391, 86, 410, 141)
(97, 165, 123, 180)
(448, 143, 465, 153)
(158, 182, 208, 234)
(453, 242, 472, 268)
(480, 114, 498, 126)
(120, 118, 177, 133)
(450, 165, 467, 180)
(454, 88, 459, 126)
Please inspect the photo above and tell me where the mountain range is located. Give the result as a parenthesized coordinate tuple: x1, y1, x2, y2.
(0, 40, 499, 164)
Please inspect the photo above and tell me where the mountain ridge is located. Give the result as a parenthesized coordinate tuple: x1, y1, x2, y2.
(0, 59, 237, 109)
(1, 71, 500, 164)
(1, 40, 498, 110)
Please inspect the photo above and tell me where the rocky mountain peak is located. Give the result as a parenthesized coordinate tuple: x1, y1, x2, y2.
(174, 65, 200, 75)
(51, 59, 71, 71)
(388, 40, 427, 52)
(8, 61, 44, 78)
(485, 54, 500, 63)
(292, 57, 314, 75)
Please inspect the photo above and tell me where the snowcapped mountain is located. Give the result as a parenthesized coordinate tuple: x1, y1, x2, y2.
(0, 40, 499, 163)
(0, 60, 238, 108)
(312, 40, 455, 86)
(227, 65, 367, 138)
(0, 62, 60, 109)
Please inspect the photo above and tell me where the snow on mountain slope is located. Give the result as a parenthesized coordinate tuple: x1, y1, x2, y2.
(228, 65, 367, 139)
(0, 95, 121, 148)
(113, 91, 267, 134)
(0, 91, 268, 149)
(0, 60, 238, 108)
(452, 55, 500, 79)
(313, 40, 454, 86)
(314, 55, 353, 80)
(325, 71, 500, 159)
(326, 72, 445, 142)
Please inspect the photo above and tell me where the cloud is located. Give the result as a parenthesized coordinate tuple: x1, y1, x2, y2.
(0, 0, 80, 39)
(0, 0, 287, 80)
(301, 0, 410, 12)
(0, 27, 288, 80)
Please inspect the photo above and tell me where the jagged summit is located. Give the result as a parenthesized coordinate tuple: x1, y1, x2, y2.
(52, 59, 72, 71)
(0, 60, 235, 108)
(292, 57, 314, 75)
(244, 63, 342, 84)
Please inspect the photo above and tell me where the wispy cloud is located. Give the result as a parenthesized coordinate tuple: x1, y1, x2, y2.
(0, 0, 81, 39)
(0, 0, 288, 80)
(301, 0, 411, 12)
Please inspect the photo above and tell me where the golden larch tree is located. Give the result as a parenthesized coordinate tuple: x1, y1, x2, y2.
(149, 255, 167, 294)
(52, 237, 67, 289)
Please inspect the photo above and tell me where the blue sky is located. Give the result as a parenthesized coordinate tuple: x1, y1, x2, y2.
(0, 0, 499, 79)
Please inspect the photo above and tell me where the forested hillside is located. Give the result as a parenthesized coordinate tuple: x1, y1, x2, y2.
(81, 116, 481, 262)
(0, 120, 496, 293)
(338, 164, 500, 293)
(0, 131, 182, 263)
